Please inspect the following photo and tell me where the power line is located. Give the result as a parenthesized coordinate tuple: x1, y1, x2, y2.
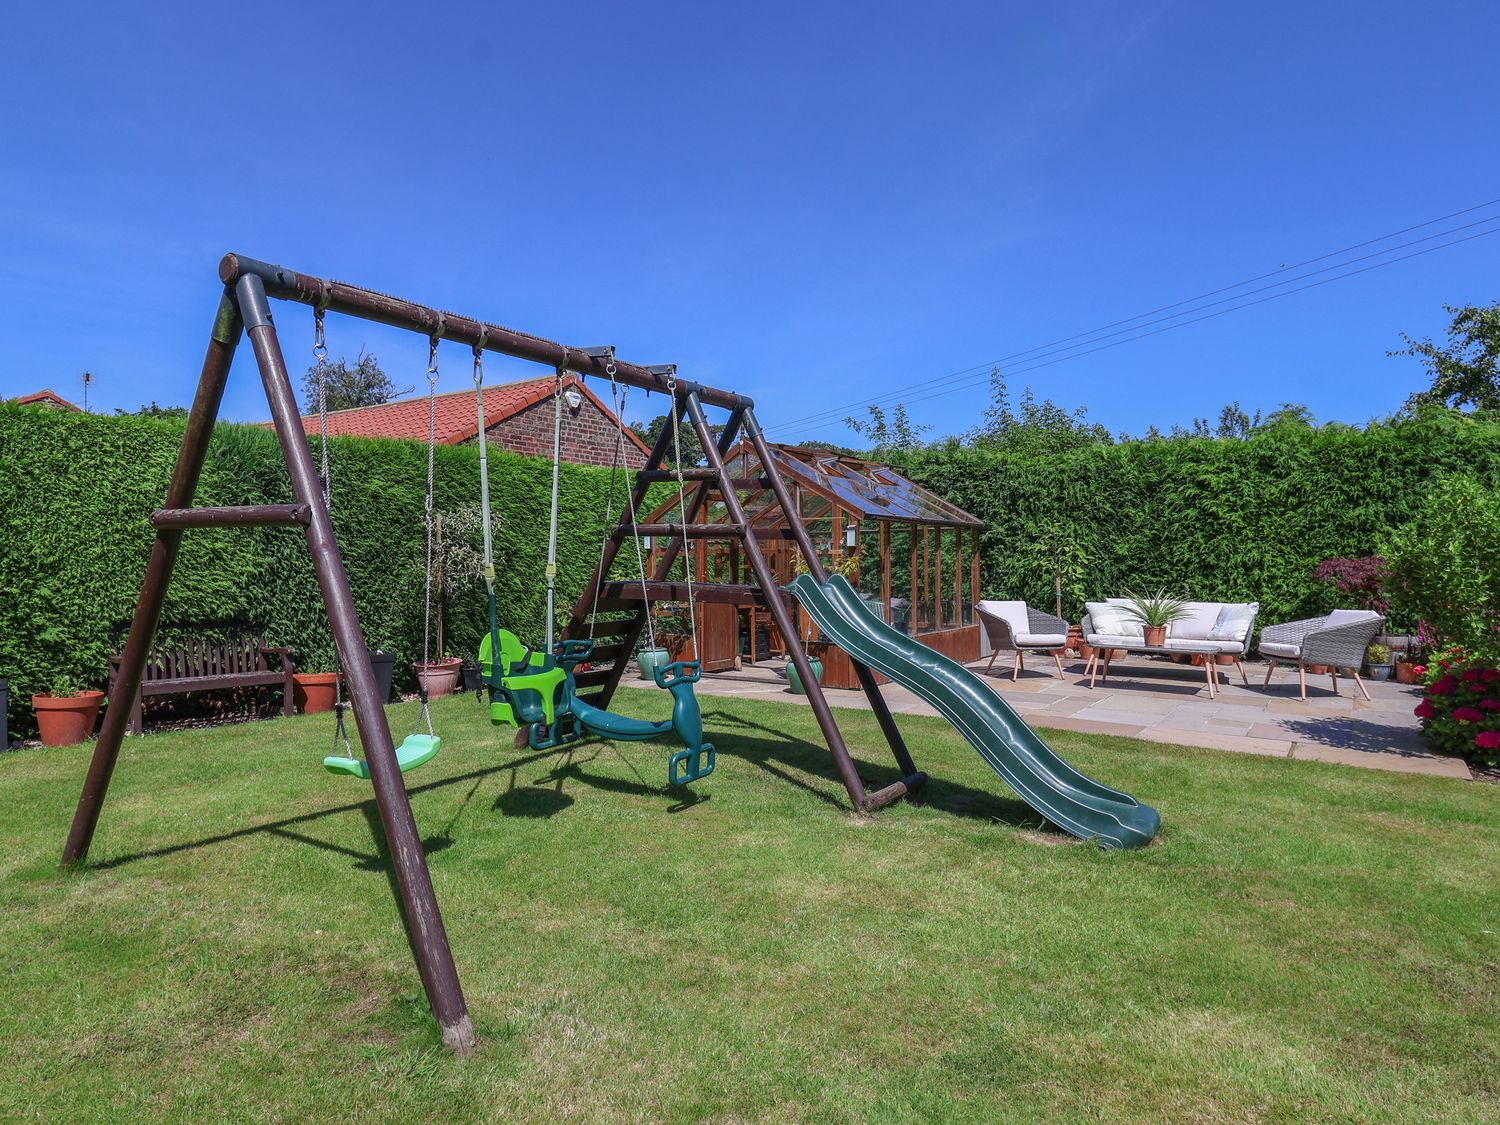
(782, 223, 1500, 436)
(769, 195, 1500, 433)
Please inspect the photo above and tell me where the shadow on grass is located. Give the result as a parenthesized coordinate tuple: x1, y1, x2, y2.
(706, 708, 1047, 832)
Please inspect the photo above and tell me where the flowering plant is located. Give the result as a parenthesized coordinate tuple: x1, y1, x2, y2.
(1414, 646, 1500, 768)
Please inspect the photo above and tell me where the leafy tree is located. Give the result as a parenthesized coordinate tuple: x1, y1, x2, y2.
(628, 413, 722, 468)
(1395, 300, 1500, 412)
(1384, 476, 1500, 660)
(966, 369, 1112, 454)
(300, 350, 410, 413)
(115, 401, 189, 418)
(842, 403, 931, 457)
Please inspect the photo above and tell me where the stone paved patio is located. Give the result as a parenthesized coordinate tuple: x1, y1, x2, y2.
(621, 653, 1471, 780)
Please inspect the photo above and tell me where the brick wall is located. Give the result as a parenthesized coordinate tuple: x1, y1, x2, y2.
(475, 395, 646, 468)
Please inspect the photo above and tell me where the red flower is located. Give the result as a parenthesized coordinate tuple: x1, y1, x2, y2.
(1484, 669, 1500, 682)
(1453, 707, 1483, 724)
(1429, 677, 1456, 696)
(1475, 730, 1500, 751)
(1413, 665, 1427, 676)
(1464, 669, 1484, 682)
(1414, 699, 1435, 719)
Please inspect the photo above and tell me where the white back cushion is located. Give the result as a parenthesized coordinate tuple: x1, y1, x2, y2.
(979, 599, 1029, 637)
(1325, 608, 1380, 628)
(1170, 602, 1223, 641)
(1086, 601, 1143, 637)
(1209, 602, 1259, 641)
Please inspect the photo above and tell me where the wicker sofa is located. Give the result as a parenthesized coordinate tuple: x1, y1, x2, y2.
(1257, 609, 1385, 701)
(978, 600, 1071, 680)
(1081, 599, 1260, 685)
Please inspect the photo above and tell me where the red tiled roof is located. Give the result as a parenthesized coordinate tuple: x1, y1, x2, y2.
(12, 389, 80, 410)
(284, 373, 651, 456)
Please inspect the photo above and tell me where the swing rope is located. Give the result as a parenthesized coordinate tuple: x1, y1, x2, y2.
(472, 334, 502, 672)
(417, 335, 439, 739)
(667, 376, 698, 647)
(315, 308, 352, 758)
(588, 360, 629, 643)
(544, 363, 566, 652)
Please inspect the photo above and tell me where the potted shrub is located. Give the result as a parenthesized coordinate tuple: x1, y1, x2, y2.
(413, 656, 463, 699)
(1122, 589, 1190, 648)
(1365, 642, 1394, 682)
(637, 644, 670, 680)
(293, 669, 339, 714)
(32, 674, 104, 746)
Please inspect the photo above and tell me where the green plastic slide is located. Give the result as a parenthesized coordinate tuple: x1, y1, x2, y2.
(789, 574, 1160, 849)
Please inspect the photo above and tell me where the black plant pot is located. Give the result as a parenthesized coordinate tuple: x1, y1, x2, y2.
(461, 660, 481, 695)
(367, 650, 396, 704)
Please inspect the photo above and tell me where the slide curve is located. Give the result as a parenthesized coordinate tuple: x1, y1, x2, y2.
(789, 574, 1160, 849)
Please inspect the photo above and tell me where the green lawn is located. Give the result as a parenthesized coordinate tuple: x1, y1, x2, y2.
(2, 689, 1496, 1122)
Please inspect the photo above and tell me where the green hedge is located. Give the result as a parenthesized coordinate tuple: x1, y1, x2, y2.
(893, 413, 1500, 627)
(0, 406, 632, 736)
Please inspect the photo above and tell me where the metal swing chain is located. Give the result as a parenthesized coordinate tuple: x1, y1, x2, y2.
(472, 341, 497, 588)
(418, 336, 439, 738)
(315, 309, 351, 756)
(667, 373, 697, 647)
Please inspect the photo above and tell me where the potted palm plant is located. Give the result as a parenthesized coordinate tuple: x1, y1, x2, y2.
(1122, 589, 1190, 647)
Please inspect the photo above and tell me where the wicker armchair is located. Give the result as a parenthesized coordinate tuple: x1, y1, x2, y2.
(979, 601, 1071, 681)
(1257, 610, 1385, 701)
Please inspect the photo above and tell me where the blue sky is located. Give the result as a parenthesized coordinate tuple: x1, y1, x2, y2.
(1, 1, 1496, 442)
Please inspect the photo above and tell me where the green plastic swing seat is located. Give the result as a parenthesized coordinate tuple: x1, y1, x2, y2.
(323, 733, 442, 779)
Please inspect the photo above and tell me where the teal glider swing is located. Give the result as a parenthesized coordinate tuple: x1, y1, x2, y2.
(471, 346, 714, 786)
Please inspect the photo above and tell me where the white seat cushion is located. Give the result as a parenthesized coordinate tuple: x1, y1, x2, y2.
(1085, 602, 1143, 638)
(1258, 640, 1302, 659)
(1208, 602, 1258, 642)
(1015, 632, 1068, 647)
(979, 599, 1030, 639)
(1164, 637, 1244, 655)
(1324, 608, 1380, 628)
(1168, 602, 1223, 641)
(1087, 633, 1145, 648)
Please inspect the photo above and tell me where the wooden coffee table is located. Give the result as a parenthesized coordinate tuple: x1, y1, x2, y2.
(1084, 641, 1224, 697)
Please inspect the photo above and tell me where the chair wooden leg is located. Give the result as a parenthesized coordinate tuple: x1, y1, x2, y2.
(1052, 651, 1065, 678)
(1352, 672, 1372, 702)
(1263, 659, 1276, 687)
(1087, 651, 1098, 688)
(1298, 664, 1307, 701)
(1330, 667, 1339, 696)
(985, 650, 998, 674)
(1236, 659, 1248, 686)
(1012, 651, 1023, 683)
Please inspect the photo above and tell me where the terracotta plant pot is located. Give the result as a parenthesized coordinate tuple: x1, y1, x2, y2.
(32, 690, 104, 747)
(1215, 653, 1237, 666)
(293, 672, 339, 714)
(1171, 654, 1193, 664)
(1394, 660, 1422, 685)
(1143, 626, 1167, 647)
(414, 658, 463, 699)
(1065, 624, 1084, 656)
(1305, 664, 1329, 675)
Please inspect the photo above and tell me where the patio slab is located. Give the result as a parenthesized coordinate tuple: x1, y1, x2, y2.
(630, 653, 1470, 781)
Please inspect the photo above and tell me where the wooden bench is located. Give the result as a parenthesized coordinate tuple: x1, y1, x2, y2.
(108, 626, 295, 734)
